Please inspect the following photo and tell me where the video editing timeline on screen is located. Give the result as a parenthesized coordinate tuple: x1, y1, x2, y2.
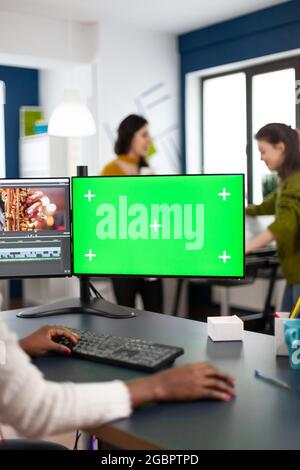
(0, 245, 62, 260)
(0, 178, 71, 278)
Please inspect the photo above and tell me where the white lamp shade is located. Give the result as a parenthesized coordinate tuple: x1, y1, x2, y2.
(48, 90, 96, 137)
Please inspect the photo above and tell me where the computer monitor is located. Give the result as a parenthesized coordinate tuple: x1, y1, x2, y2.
(15, 172, 136, 319)
(17, 172, 245, 319)
(0, 178, 71, 278)
(72, 174, 245, 278)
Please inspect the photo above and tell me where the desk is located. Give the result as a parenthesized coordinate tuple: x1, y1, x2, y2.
(173, 248, 282, 332)
(2, 307, 300, 450)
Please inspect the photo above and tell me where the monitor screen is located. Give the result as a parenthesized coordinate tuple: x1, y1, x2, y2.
(72, 175, 244, 278)
(0, 178, 71, 278)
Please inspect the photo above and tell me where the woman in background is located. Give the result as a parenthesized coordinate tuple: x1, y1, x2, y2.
(246, 123, 300, 311)
(101, 114, 154, 177)
(100, 114, 163, 313)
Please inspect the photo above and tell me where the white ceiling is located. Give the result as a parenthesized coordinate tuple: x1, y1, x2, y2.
(0, 0, 289, 34)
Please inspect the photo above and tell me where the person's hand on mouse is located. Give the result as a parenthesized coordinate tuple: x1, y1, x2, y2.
(127, 362, 236, 405)
(19, 325, 79, 357)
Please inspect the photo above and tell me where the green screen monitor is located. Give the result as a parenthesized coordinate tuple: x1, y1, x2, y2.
(72, 174, 245, 278)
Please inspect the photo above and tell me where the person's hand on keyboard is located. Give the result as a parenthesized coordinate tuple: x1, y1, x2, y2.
(127, 362, 236, 405)
(19, 325, 79, 357)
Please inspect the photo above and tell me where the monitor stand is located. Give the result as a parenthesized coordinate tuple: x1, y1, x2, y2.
(17, 165, 136, 320)
(17, 166, 136, 318)
(16, 278, 136, 319)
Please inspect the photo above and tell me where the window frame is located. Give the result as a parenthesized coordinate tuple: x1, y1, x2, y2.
(200, 57, 300, 203)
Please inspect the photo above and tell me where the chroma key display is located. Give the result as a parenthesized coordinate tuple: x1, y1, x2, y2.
(72, 175, 245, 278)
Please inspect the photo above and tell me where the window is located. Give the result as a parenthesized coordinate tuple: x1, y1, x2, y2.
(201, 57, 300, 203)
(203, 72, 247, 186)
(252, 68, 296, 203)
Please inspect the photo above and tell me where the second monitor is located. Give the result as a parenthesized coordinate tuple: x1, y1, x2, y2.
(0, 178, 71, 278)
(72, 174, 245, 278)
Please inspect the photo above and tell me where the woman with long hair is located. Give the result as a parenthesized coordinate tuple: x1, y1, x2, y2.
(101, 114, 154, 176)
(246, 123, 300, 311)
(100, 114, 163, 313)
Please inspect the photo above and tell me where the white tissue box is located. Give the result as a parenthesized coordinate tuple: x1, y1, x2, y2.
(274, 312, 290, 356)
(207, 315, 244, 342)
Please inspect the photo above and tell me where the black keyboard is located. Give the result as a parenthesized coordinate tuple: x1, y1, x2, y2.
(54, 327, 184, 372)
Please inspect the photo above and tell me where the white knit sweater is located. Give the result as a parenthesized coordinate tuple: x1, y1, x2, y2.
(0, 320, 132, 438)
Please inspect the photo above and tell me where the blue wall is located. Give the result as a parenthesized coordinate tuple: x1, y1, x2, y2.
(0, 65, 39, 178)
(0, 65, 39, 299)
(179, 0, 300, 172)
